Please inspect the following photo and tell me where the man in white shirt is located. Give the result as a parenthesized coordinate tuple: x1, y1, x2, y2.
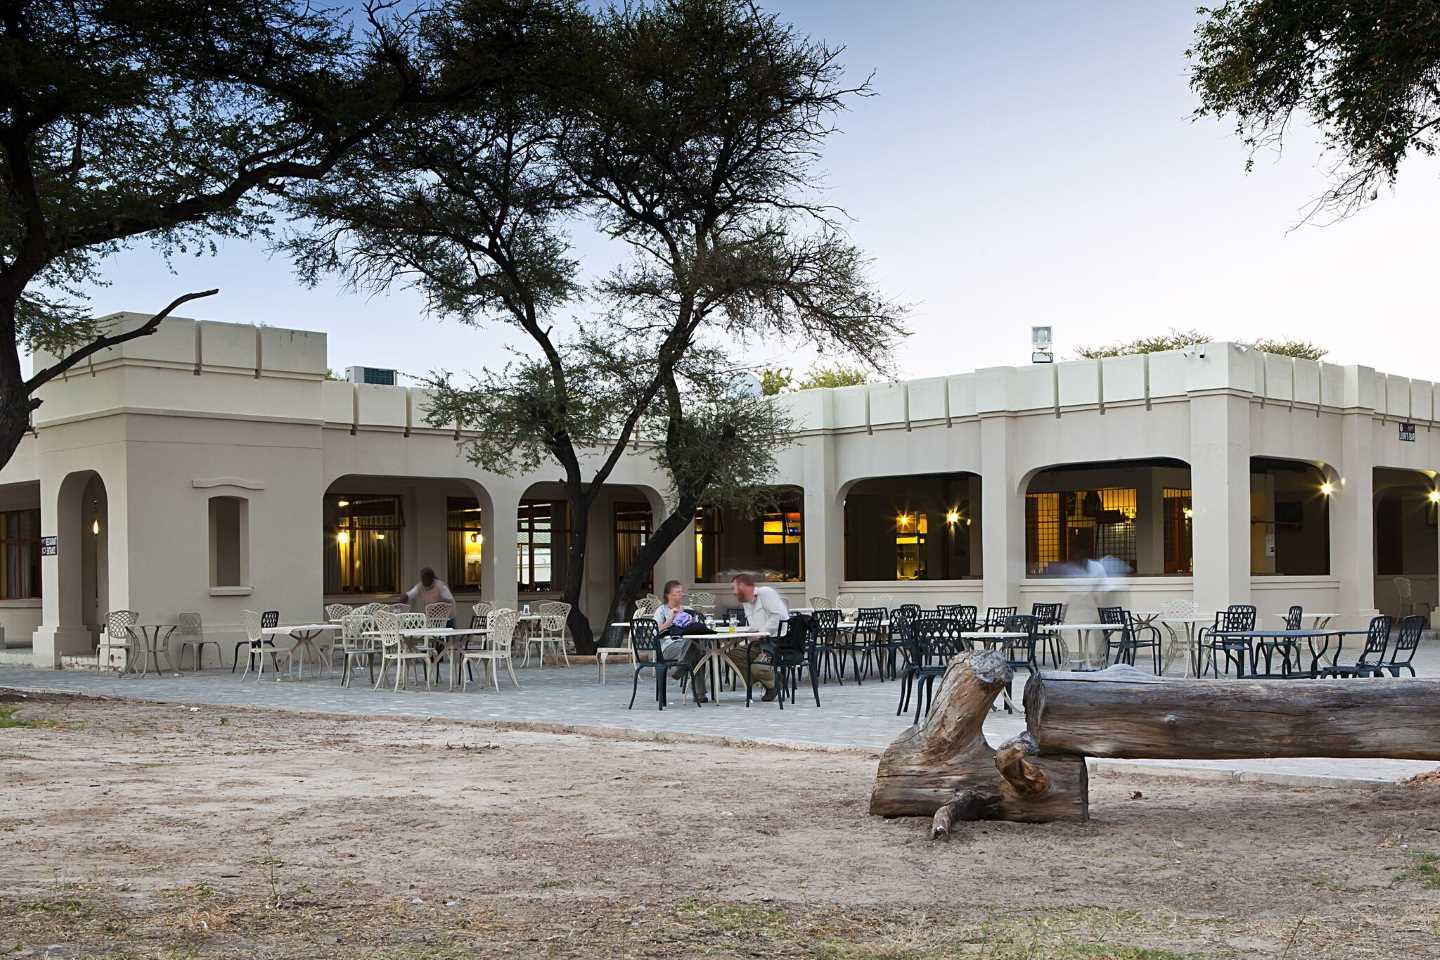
(730, 572, 785, 701)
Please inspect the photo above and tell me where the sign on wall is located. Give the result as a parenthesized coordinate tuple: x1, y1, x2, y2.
(1399, 422, 1417, 442)
(40, 536, 57, 556)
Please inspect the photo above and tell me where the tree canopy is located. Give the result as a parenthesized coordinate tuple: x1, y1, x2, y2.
(286, 0, 906, 649)
(760, 363, 872, 395)
(1189, 0, 1440, 221)
(1076, 329, 1327, 361)
(0, 0, 433, 467)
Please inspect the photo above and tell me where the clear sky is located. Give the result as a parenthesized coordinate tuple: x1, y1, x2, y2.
(71, 0, 1440, 383)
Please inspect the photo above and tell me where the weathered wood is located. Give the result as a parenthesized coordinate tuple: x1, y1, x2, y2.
(1025, 665, 1440, 761)
(870, 650, 1089, 822)
(929, 789, 997, 840)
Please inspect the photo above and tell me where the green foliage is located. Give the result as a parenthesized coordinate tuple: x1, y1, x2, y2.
(1077, 329, 1327, 361)
(1189, 1, 1440, 221)
(759, 368, 793, 396)
(760, 364, 871, 394)
(1075, 329, 1210, 359)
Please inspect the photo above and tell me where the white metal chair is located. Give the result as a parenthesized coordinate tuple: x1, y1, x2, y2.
(386, 603, 411, 615)
(472, 600, 493, 620)
(424, 602, 453, 628)
(361, 602, 384, 615)
(324, 602, 354, 622)
(462, 608, 520, 692)
(689, 590, 716, 615)
(373, 610, 432, 691)
(175, 612, 220, 671)
(239, 609, 294, 680)
(634, 595, 661, 617)
(596, 620, 638, 685)
(808, 596, 835, 610)
(97, 610, 138, 672)
(524, 601, 571, 667)
(337, 613, 378, 687)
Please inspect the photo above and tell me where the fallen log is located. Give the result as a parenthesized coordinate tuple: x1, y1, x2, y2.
(869, 650, 1088, 822)
(1024, 665, 1440, 761)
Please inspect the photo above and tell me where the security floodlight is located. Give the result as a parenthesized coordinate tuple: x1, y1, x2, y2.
(1030, 325, 1053, 364)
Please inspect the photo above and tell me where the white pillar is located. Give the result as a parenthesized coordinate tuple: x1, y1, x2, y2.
(979, 416, 1023, 609)
(484, 480, 522, 612)
(1335, 413, 1378, 625)
(1189, 393, 1251, 613)
(801, 434, 842, 601)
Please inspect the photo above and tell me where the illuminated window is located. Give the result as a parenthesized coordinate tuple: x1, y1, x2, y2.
(614, 502, 652, 592)
(446, 498, 484, 592)
(1162, 488, 1193, 575)
(694, 490, 804, 582)
(0, 508, 41, 600)
(324, 495, 402, 594)
(1025, 488, 1137, 574)
(518, 500, 568, 592)
(895, 512, 928, 580)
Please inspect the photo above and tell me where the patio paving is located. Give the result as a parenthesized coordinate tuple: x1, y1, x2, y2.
(3, 641, 1437, 786)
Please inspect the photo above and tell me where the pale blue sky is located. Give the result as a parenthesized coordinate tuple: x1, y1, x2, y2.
(72, 0, 1440, 382)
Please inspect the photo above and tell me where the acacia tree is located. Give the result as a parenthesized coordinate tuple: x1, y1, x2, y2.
(1189, 0, 1440, 221)
(287, 0, 904, 652)
(0, 0, 435, 469)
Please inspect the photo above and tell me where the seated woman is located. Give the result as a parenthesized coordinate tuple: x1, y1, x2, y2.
(653, 580, 711, 702)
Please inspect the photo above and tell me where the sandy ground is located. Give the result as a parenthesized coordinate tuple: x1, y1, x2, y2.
(2, 691, 1439, 960)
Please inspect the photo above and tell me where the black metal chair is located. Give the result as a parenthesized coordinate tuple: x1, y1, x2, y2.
(1199, 604, 1257, 677)
(1097, 605, 1127, 664)
(1321, 615, 1392, 678)
(1112, 610, 1163, 674)
(760, 613, 818, 709)
(232, 608, 281, 672)
(882, 606, 921, 680)
(810, 608, 844, 683)
(1031, 602, 1065, 666)
(1380, 615, 1425, 677)
(899, 617, 967, 723)
(1284, 605, 1304, 631)
(1000, 614, 1039, 713)
(936, 604, 978, 628)
(983, 606, 1017, 630)
(628, 618, 699, 710)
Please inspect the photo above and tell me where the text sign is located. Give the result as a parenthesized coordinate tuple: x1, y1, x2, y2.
(1400, 422, 1417, 442)
(40, 535, 57, 556)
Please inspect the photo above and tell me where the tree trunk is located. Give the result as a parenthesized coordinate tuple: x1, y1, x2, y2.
(869, 650, 1089, 822)
(0, 298, 31, 472)
(1024, 665, 1440, 761)
(604, 495, 699, 635)
(562, 495, 596, 655)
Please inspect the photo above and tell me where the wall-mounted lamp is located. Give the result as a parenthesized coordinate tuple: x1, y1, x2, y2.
(91, 518, 101, 536)
(896, 513, 911, 529)
(945, 509, 961, 526)
(1428, 490, 1440, 505)
(1319, 481, 1335, 497)
(337, 499, 350, 508)
(1182, 506, 1193, 520)
(336, 530, 350, 545)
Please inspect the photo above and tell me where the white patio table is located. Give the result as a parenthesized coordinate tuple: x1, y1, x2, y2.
(262, 623, 340, 680)
(1037, 622, 1121, 669)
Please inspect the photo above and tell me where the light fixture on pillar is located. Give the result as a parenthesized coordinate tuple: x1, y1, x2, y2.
(945, 509, 961, 527)
(896, 512, 911, 530)
(1428, 490, 1440, 505)
(1319, 481, 1335, 497)
(91, 518, 100, 536)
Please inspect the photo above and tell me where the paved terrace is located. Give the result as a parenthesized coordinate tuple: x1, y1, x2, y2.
(3, 642, 1438, 787)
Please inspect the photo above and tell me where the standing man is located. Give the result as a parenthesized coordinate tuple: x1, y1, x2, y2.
(730, 572, 785, 701)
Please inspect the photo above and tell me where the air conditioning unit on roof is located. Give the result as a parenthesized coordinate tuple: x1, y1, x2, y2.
(346, 366, 397, 386)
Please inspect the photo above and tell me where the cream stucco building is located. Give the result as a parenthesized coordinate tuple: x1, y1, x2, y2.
(3, 312, 1437, 667)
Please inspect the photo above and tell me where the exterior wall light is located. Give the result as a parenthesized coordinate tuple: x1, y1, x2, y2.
(945, 509, 961, 526)
(1428, 490, 1440, 505)
(897, 513, 911, 529)
(91, 518, 101, 535)
(1319, 481, 1335, 496)
(336, 530, 350, 545)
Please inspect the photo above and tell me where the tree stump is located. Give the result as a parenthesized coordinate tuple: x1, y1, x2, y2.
(869, 650, 1089, 822)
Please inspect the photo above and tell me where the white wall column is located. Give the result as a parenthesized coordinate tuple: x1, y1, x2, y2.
(484, 480, 522, 613)
(1335, 413, 1378, 625)
(979, 416, 1023, 609)
(801, 434, 841, 600)
(1188, 393, 1251, 613)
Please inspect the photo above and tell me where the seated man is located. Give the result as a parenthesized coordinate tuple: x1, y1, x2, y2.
(730, 572, 785, 701)
(653, 580, 711, 702)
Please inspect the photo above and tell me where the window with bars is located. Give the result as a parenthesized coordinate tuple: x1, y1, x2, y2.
(0, 508, 41, 600)
(324, 495, 403, 594)
(518, 500, 568, 592)
(447, 497, 484, 592)
(1163, 488, 1193, 574)
(1025, 488, 1137, 574)
(613, 501, 652, 592)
